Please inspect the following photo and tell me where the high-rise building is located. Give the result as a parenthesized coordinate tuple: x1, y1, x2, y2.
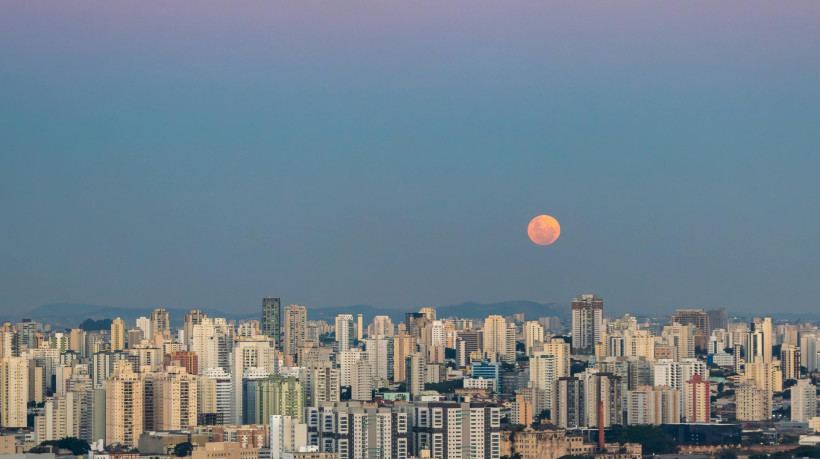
(790, 378, 818, 423)
(183, 310, 207, 349)
(419, 307, 437, 321)
(405, 353, 425, 398)
(356, 314, 364, 341)
(283, 305, 307, 358)
(299, 364, 340, 407)
(110, 318, 126, 352)
(363, 337, 393, 381)
(150, 308, 170, 339)
(105, 362, 144, 448)
(627, 386, 680, 425)
(262, 298, 282, 347)
(198, 367, 233, 425)
(151, 366, 198, 431)
(368, 316, 395, 338)
(748, 317, 773, 364)
(581, 371, 623, 427)
(671, 309, 710, 336)
(393, 333, 415, 383)
(69, 328, 86, 356)
(270, 415, 309, 459)
(306, 402, 410, 459)
(781, 344, 801, 382)
(706, 308, 728, 333)
(529, 354, 557, 415)
(683, 374, 710, 423)
(244, 375, 305, 424)
(552, 377, 584, 428)
(523, 321, 544, 356)
(483, 315, 510, 362)
(231, 337, 276, 423)
(800, 333, 820, 372)
(571, 294, 603, 355)
(192, 317, 234, 375)
(136, 316, 151, 340)
(409, 401, 501, 459)
(334, 314, 354, 352)
(0, 357, 29, 427)
(350, 360, 373, 401)
(736, 384, 770, 421)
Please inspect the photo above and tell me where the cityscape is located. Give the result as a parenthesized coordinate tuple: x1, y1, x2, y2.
(0, 297, 819, 458)
(3, 1, 820, 459)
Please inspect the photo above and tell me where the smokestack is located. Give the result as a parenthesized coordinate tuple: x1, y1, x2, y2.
(598, 400, 605, 450)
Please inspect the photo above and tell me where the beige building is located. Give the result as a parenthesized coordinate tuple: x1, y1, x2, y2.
(152, 366, 198, 431)
(105, 362, 144, 448)
(283, 305, 307, 357)
(392, 333, 415, 383)
(0, 356, 29, 427)
(111, 318, 126, 352)
(736, 383, 770, 421)
(627, 386, 680, 425)
(192, 441, 258, 459)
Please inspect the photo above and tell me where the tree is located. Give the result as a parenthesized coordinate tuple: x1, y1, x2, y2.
(174, 442, 194, 457)
(501, 454, 522, 459)
(615, 425, 678, 455)
(35, 438, 90, 456)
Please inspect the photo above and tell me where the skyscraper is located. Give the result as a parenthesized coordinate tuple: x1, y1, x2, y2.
(791, 378, 817, 423)
(335, 314, 354, 352)
(105, 362, 144, 448)
(0, 356, 29, 427)
(262, 298, 281, 347)
(150, 308, 170, 338)
(781, 344, 801, 382)
(683, 374, 710, 423)
(706, 308, 728, 333)
(282, 305, 307, 358)
(110, 318, 125, 352)
(671, 309, 710, 336)
(571, 294, 603, 355)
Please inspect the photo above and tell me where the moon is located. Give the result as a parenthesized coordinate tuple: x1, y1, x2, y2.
(528, 215, 561, 245)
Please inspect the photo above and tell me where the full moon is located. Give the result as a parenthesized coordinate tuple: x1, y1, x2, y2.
(528, 215, 561, 245)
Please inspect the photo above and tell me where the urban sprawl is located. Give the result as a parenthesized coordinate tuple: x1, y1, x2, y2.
(1, 294, 820, 458)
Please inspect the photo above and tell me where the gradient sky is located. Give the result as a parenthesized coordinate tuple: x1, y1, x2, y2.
(2, 1, 819, 316)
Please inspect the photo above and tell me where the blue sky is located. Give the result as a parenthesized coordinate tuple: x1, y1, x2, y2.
(1, 1, 819, 315)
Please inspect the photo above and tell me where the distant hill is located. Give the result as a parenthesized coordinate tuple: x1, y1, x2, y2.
(1, 300, 569, 330)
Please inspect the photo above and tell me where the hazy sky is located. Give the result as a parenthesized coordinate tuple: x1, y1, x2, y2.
(2, 1, 819, 316)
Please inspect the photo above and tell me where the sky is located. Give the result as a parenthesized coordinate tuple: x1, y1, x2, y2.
(1, 1, 819, 316)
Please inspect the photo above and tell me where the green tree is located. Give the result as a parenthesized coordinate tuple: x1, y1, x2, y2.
(615, 425, 678, 455)
(174, 442, 194, 457)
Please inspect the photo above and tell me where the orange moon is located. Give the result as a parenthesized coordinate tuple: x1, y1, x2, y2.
(528, 215, 560, 245)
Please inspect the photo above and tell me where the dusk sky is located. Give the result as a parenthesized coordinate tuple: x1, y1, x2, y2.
(2, 1, 819, 316)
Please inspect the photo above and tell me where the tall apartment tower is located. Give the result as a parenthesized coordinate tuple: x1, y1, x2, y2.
(671, 309, 710, 336)
(706, 308, 728, 333)
(335, 314, 354, 352)
(791, 378, 818, 422)
(0, 357, 29, 427)
(683, 374, 710, 423)
(748, 317, 773, 364)
(781, 344, 801, 382)
(110, 318, 126, 352)
(571, 294, 603, 355)
(262, 298, 282, 347)
(150, 308, 170, 338)
(105, 362, 144, 448)
(183, 309, 207, 349)
(282, 305, 307, 358)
